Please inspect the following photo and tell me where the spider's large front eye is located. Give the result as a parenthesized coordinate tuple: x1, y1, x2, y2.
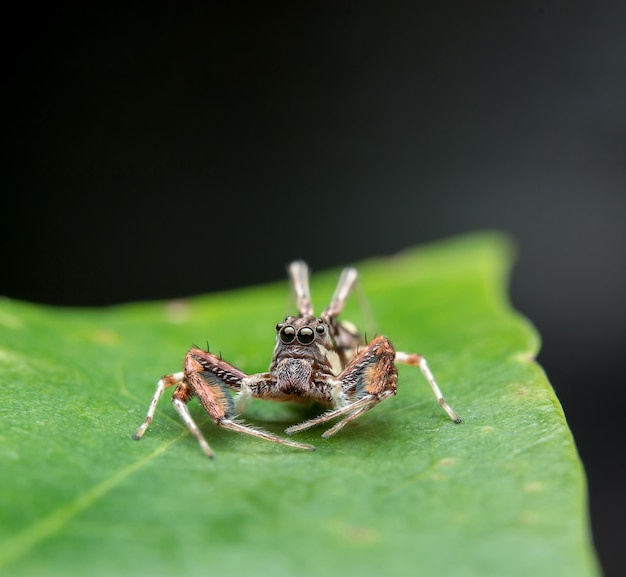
(279, 325, 296, 343)
(297, 327, 315, 344)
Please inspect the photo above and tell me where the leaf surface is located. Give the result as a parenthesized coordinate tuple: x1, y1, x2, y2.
(0, 233, 599, 577)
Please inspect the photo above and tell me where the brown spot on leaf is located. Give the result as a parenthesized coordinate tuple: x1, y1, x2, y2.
(92, 329, 119, 345)
(524, 481, 544, 494)
(164, 300, 190, 323)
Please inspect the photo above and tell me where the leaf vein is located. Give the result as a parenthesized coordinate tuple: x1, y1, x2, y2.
(0, 434, 185, 571)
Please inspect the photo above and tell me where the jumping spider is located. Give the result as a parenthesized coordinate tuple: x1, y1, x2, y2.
(133, 261, 461, 458)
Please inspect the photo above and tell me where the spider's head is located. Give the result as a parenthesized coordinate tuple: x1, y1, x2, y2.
(274, 316, 331, 348)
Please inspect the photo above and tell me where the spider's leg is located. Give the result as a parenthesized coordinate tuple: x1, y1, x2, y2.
(322, 266, 359, 319)
(288, 260, 314, 316)
(217, 419, 316, 451)
(318, 265, 365, 368)
(286, 336, 397, 437)
(171, 388, 215, 458)
(285, 395, 377, 435)
(320, 402, 375, 438)
(181, 348, 315, 457)
(133, 371, 184, 440)
(395, 352, 461, 423)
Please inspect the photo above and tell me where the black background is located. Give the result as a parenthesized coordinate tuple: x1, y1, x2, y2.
(4, 3, 625, 575)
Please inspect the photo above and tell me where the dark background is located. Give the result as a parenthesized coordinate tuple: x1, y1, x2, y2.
(3, 3, 625, 575)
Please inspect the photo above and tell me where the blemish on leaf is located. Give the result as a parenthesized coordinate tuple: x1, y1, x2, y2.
(164, 300, 190, 323)
(509, 382, 549, 403)
(92, 330, 119, 345)
(524, 481, 544, 494)
(332, 520, 380, 544)
(345, 525, 379, 544)
(513, 352, 537, 363)
(520, 510, 541, 525)
(512, 383, 531, 397)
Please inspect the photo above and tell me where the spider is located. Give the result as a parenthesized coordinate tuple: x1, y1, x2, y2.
(133, 261, 461, 458)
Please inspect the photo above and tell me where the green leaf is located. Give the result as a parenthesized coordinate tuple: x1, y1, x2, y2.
(0, 232, 599, 577)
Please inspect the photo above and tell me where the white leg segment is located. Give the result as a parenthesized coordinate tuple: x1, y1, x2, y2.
(172, 397, 215, 458)
(395, 352, 461, 423)
(288, 260, 314, 316)
(285, 395, 376, 435)
(324, 267, 358, 317)
(220, 420, 316, 451)
(133, 371, 185, 440)
(320, 401, 377, 438)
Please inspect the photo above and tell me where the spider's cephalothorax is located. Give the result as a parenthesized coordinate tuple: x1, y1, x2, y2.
(269, 316, 338, 403)
(133, 261, 460, 458)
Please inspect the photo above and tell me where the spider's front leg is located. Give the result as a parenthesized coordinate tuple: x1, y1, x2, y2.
(134, 347, 315, 458)
(286, 336, 399, 438)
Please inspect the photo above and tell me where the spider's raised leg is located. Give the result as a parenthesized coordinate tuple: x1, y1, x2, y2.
(289, 260, 314, 316)
(288, 259, 359, 321)
(134, 347, 315, 458)
(323, 265, 359, 319)
(320, 265, 365, 366)
(285, 336, 398, 437)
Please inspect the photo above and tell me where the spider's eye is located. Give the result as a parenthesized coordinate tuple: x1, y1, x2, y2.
(275, 322, 284, 332)
(280, 325, 296, 343)
(315, 324, 325, 334)
(297, 327, 315, 344)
